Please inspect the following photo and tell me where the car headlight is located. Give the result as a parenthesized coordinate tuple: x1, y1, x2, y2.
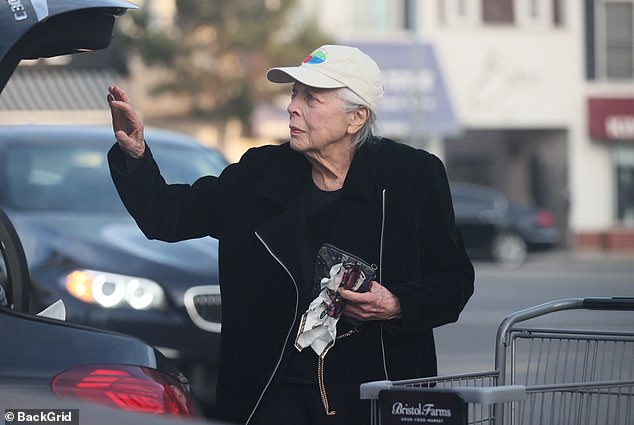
(62, 269, 166, 310)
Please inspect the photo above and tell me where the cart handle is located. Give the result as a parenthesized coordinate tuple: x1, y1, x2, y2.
(582, 297, 634, 310)
(495, 297, 634, 385)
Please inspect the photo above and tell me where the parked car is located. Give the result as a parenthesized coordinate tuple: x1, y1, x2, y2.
(450, 182, 560, 266)
(1, 385, 221, 425)
(0, 124, 227, 412)
(0, 302, 202, 417)
(0, 0, 217, 419)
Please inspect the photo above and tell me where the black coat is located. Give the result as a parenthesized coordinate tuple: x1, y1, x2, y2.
(108, 137, 475, 424)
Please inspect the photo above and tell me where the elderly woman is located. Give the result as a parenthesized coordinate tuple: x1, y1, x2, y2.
(107, 45, 474, 425)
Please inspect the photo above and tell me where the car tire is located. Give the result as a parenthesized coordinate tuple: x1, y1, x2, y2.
(0, 208, 30, 311)
(490, 232, 528, 268)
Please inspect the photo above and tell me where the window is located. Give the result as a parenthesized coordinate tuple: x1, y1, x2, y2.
(441, 0, 563, 27)
(441, 0, 479, 26)
(4, 144, 225, 213)
(482, 0, 515, 23)
(614, 146, 634, 224)
(516, 0, 556, 27)
(605, 2, 634, 78)
(345, 0, 412, 33)
(403, 0, 416, 31)
(590, 0, 634, 80)
(553, 0, 564, 25)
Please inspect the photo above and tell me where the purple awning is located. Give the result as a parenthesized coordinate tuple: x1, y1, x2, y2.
(343, 40, 461, 139)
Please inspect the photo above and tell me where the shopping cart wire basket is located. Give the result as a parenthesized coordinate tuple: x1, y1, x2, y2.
(360, 297, 634, 425)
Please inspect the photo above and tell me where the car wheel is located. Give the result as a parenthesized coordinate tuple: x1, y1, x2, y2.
(490, 232, 528, 267)
(0, 207, 30, 311)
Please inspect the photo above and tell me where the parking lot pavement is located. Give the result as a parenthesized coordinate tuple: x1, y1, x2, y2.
(530, 248, 634, 263)
(520, 249, 634, 275)
(436, 247, 634, 375)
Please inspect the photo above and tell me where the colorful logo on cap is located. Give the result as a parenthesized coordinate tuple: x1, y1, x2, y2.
(303, 49, 326, 65)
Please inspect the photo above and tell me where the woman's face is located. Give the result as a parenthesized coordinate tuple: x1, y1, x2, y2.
(287, 83, 353, 156)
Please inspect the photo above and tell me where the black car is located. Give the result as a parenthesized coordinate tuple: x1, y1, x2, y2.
(451, 182, 560, 266)
(0, 305, 201, 416)
(1, 385, 219, 425)
(0, 124, 227, 410)
(0, 0, 214, 419)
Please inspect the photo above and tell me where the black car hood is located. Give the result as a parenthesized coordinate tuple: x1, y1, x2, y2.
(0, 0, 137, 92)
(9, 211, 219, 287)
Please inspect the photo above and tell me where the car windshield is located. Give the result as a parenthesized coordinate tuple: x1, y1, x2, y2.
(3, 144, 226, 213)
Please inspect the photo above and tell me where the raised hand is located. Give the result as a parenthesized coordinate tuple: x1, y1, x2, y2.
(107, 86, 146, 158)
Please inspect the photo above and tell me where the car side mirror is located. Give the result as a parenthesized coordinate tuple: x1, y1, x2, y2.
(0, 0, 137, 92)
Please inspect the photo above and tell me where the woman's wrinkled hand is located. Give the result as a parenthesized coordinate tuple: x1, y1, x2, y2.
(107, 86, 146, 159)
(338, 281, 402, 321)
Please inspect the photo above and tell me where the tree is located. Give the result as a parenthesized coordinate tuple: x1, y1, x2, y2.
(119, 0, 331, 138)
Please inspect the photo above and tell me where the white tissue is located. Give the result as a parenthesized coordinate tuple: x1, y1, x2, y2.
(295, 263, 344, 356)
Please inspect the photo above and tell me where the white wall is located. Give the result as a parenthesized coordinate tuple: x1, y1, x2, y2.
(421, 1, 619, 234)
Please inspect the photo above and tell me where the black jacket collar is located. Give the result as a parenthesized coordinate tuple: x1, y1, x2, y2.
(255, 143, 309, 208)
(255, 139, 382, 207)
(342, 140, 382, 200)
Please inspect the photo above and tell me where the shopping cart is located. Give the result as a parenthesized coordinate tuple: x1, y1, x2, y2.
(360, 297, 634, 425)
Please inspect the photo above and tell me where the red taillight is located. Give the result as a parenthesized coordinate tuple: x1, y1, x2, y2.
(535, 210, 555, 228)
(51, 365, 199, 417)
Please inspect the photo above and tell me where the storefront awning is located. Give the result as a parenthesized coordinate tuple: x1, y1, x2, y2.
(343, 40, 461, 139)
(0, 67, 119, 111)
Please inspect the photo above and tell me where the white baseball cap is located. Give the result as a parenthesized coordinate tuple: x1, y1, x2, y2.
(267, 45, 384, 111)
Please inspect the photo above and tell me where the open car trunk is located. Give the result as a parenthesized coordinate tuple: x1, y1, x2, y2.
(0, 0, 136, 92)
(0, 0, 136, 310)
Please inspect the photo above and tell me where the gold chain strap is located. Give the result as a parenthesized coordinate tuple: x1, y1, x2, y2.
(317, 328, 360, 416)
(317, 354, 336, 416)
(337, 329, 359, 339)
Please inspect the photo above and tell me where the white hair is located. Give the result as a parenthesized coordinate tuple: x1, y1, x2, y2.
(337, 87, 381, 148)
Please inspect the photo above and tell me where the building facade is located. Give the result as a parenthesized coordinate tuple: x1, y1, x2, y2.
(287, 0, 634, 252)
(4, 0, 631, 251)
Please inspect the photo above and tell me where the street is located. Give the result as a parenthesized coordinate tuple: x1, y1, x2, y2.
(434, 250, 634, 375)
